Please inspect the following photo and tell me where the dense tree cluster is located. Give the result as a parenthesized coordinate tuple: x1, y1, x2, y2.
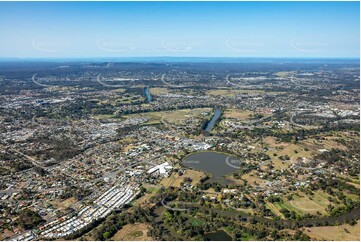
(17, 209, 44, 230)
(91, 207, 153, 240)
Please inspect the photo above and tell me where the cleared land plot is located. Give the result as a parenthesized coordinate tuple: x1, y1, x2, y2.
(263, 136, 289, 149)
(111, 223, 153, 241)
(161, 169, 206, 187)
(265, 157, 290, 170)
(303, 221, 360, 241)
(207, 88, 284, 97)
(300, 138, 347, 153)
(266, 191, 333, 218)
(151, 87, 170, 95)
(152, 87, 200, 96)
(277, 143, 313, 160)
(275, 71, 294, 77)
(51, 197, 77, 211)
(223, 109, 253, 120)
(265, 143, 314, 170)
(123, 108, 211, 126)
(123, 144, 138, 152)
(115, 94, 144, 104)
(241, 170, 267, 187)
(135, 185, 160, 206)
(265, 135, 351, 170)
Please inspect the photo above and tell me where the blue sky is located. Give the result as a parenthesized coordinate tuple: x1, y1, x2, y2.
(0, 1, 359, 58)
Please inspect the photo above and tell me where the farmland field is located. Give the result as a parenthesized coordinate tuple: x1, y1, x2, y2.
(303, 221, 360, 241)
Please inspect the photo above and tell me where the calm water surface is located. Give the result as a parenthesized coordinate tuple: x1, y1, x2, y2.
(183, 151, 240, 177)
(204, 108, 222, 132)
(144, 86, 152, 102)
(205, 230, 232, 241)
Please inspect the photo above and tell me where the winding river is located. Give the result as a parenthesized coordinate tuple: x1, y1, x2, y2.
(144, 86, 152, 102)
(204, 108, 222, 133)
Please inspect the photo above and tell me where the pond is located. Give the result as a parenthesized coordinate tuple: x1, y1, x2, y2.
(182, 151, 242, 178)
(205, 230, 232, 241)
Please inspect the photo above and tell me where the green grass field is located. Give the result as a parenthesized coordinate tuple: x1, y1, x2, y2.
(266, 191, 334, 218)
(183, 215, 205, 226)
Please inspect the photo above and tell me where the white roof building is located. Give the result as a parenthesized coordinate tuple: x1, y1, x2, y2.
(147, 162, 172, 176)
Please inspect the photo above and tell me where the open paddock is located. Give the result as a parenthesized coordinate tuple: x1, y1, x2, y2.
(160, 169, 206, 187)
(123, 108, 211, 126)
(303, 221, 360, 241)
(111, 223, 152, 241)
(223, 109, 253, 120)
(266, 191, 334, 218)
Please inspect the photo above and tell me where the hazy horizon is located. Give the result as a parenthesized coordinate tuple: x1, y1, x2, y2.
(0, 1, 359, 58)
